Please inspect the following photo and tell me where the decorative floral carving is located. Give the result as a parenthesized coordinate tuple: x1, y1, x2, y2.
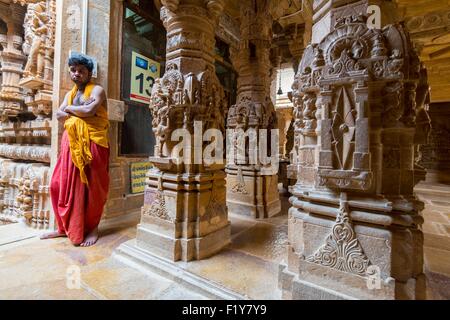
(0, 162, 50, 227)
(231, 167, 248, 194)
(307, 199, 371, 276)
(387, 49, 404, 78)
(143, 190, 173, 222)
(17, 168, 36, 223)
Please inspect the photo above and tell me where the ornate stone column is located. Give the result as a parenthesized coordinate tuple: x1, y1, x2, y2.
(0, 1, 53, 228)
(133, 0, 230, 261)
(226, 0, 281, 219)
(276, 103, 293, 196)
(20, 0, 55, 134)
(276, 106, 293, 161)
(0, 2, 26, 120)
(417, 104, 450, 183)
(279, 13, 430, 299)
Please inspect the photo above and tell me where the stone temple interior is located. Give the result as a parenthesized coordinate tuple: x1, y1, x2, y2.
(0, 0, 449, 300)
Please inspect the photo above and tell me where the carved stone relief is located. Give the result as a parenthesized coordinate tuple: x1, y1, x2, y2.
(0, 0, 55, 228)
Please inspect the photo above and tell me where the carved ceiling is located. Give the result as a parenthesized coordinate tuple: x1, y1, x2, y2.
(152, 0, 312, 64)
(395, 0, 450, 102)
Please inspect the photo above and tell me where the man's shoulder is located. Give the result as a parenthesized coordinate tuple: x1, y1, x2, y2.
(92, 84, 105, 93)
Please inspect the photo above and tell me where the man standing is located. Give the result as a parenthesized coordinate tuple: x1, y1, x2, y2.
(41, 54, 110, 247)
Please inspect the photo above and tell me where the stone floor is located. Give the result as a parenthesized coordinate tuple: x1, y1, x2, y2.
(0, 195, 448, 300)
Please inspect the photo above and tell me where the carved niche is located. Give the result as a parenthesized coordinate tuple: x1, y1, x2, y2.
(292, 14, 430, 192)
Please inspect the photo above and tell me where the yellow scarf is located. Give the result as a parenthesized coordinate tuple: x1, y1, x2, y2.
(64, 82, 109, 185)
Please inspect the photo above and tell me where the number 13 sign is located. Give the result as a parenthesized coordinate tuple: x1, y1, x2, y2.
(130, 51, 160, 104)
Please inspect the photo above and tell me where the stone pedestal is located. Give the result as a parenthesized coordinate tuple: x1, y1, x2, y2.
(137, 166, 230, 261)
(226, 165, 280, 218)
(279, 12, 430, 300)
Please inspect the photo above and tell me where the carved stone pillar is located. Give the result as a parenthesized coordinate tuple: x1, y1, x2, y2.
(0, 1, 54, 229)
(132, 0, 230, 262)
(417, 104, 450, 183)
(279, 14, 429, 300)
(20, 0, 55, 142)
(226, 0, 281, 219)
(276, 107, 293, 161)
(276, 105, 293, 196)
(0, 3, 26, 120)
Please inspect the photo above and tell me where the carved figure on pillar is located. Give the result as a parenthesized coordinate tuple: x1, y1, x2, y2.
(22, 2, 47, 79)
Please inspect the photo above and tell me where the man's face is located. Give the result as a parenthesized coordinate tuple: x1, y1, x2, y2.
(69, 64, 91, 86)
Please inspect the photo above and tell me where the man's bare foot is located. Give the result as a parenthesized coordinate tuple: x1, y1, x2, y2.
(40, 231, 67, 240)
(80, 228, 99, 247)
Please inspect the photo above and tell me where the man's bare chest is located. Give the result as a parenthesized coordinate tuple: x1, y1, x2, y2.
(73, 91, 87, 105)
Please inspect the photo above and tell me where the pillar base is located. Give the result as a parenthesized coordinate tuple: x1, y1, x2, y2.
(226, 165, 281, 219)
(114, 239, 245, 299)
(137, 168, 231, 262)
(279, 189, 427, 300)
(279, 262, 426, 300)
(136, 221, 231, 262)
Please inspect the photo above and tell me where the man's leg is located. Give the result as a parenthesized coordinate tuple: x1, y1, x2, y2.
(80, 143, 110, 247)
(41, 131, 86, 245)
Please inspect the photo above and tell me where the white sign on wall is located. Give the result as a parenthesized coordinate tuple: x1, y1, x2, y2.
(130, 51, 160, 104)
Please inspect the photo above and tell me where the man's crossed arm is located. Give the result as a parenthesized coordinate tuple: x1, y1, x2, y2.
(56, 85, 106, 121)
(64, 85, 106, 118)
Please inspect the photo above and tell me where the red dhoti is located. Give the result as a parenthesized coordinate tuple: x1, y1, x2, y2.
(50, 131, 110, 245)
